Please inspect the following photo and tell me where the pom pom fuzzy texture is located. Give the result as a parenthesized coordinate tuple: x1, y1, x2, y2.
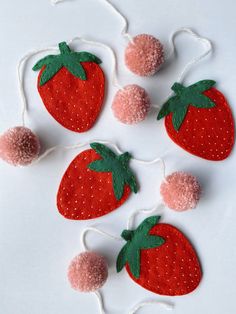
(157, 80, 235, 161)
(0, 127, 40, 166)
(160, 172, 201, 211)
(57, 143, 138, 220)
(33, 42, 105, 133)
(68, 252, 108, 292)
(117, 216, 202, 296)
(125, 34, 164, 76)
(112, 84, 151, 124)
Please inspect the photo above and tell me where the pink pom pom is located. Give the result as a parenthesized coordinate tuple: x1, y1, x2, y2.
(0, 126, 40, 166)
(112, 84, 151, 124)
(125, 34, 164, 76)
(160, 172, 201, 212)
(68, 252, 108, 292)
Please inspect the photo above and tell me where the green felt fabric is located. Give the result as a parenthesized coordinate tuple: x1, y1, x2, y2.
(88, 143, 138, 201)
(116, 216, 165, 278)
(157, 80, 216, 130)
(33, 42, 102, 86)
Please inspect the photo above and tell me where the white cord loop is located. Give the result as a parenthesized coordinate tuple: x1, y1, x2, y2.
(127, 203, 164, 230)
(81, 226, 122, 251)
(129, 300, 174, 314)
(167, 27, 213, 83)
(51, 0, 133, 42)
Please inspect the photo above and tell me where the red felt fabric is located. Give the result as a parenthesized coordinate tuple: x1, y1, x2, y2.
(38, 62, 105, 133)
(57, 149, 131, 220)
(165, 88, 235, 161)
(126, 223, 202, 296)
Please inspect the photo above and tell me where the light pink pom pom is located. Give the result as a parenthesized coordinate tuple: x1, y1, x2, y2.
(125, 34, 164, 76)
(0, 126, 40, 166)
(112, 84, 151, 124)
(68, 252, 108, 292)
(160, 172, 201, 212)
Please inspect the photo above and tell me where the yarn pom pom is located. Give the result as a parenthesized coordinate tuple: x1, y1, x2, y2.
(125, 34, 164, 76)
(160, 172, 201, 212)
(68, 252, 108, 292)
(112, 84, 151, 124)
(0, 127, 40, 166)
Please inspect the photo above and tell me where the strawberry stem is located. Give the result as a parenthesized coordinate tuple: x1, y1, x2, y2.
(116, 216, 165, 278)
(121, 230, 135, 241)
(59, 42, 71, 55)
(171, 82, 185, 94)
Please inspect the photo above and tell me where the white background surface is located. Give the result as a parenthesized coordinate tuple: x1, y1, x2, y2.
(0, 0, 235, 313)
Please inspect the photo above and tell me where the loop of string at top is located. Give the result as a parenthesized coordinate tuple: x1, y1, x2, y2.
(159, 27, 213, 106)
(51, 0, 133, 42)
(166, 27, 213, 84)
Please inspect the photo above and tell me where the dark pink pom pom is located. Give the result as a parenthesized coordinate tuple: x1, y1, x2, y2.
(68, 252, 108, 292)
(0, 126, 40, 166)
(112, 84, 151, 124)
(160, 172, 201, 212)
(125, 34, 164, 76)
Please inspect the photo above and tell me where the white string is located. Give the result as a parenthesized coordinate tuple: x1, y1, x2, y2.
(94, 291, 106, 314)
(101, 0, 133, 42)
(129, 300, 174, 314)
(17, 46, 58, 126)
(160, 27, 213, 106)
(167, 27, 213, 83)
(127, 203, 164, 230)
(81, 226, 122, 251)
(50, 0, 133, 42)
(34, 139, 166, 176)
(94, 293, 174, 314)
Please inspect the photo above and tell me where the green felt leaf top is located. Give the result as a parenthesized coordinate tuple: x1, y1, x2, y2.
(157, 80, 217, 131)
(33, 42, 102, 86)
(116, 216, 165, 279)
(88, 143, 138, 201)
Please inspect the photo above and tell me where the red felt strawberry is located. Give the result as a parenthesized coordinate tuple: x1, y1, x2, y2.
(57, 143, 138, 220)
(117, 216, 202, 296)
(157, 80, 234, 161)
(33, 42, 105, 133)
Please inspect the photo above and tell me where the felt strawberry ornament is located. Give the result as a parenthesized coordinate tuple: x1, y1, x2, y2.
(157, 80, 235, 161)
(33, 42, 105, 133)
(117, 216, 202, 296)
(57, 143, 138, 220)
